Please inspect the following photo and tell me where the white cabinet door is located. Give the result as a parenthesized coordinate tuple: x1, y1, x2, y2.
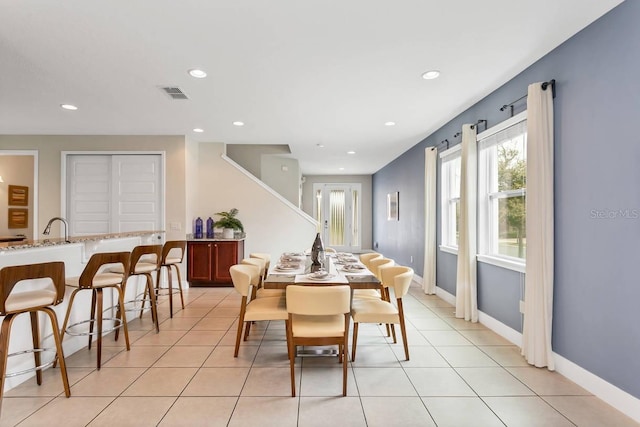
(67, 154, 162, 236)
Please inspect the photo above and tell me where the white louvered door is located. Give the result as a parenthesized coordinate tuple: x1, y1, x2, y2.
(66, 154, 162, 236)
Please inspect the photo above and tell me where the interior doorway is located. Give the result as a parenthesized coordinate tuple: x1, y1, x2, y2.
(313, 183, 361, 253)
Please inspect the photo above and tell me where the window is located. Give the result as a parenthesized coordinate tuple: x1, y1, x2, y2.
(478, 111, 527, 265)
(440, 145, 461, 251)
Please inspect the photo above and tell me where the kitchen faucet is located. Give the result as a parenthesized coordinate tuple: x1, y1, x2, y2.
(43, 217, 70, 242)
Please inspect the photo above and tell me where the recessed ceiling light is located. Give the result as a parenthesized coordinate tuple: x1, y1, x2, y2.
(347, 150, 356, 155)
(60, 104, 78, 110)
(339, 167, 345, 171)
(188, 69, 207, 78)
(193, 128, 204, 133)
(232, 121, 244, 126)
(317, 144, 325, 148)
(422, 70, 440, 80)
(384, 121, 396, 126)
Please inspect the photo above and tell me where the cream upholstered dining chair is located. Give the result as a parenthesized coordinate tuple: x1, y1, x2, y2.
(249, 252, 271, 282)
(60, 251, 131, 369)
(286, 285, 351, 397)
(0, 262, 71, 413)
(324, 247, 337, 254)
(241, 257, 284, 299)
(359, 252, 382, 270)
(351, 265, 414, 361)
(353, 257, 394, 303)
(229, 264, 288, 357)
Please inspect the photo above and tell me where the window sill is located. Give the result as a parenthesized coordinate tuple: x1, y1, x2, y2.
(439, 245, 458, 256)
(477, 254, 525, 273)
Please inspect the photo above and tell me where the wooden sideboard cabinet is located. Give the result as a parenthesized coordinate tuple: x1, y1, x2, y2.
(187, 239, 245, 286)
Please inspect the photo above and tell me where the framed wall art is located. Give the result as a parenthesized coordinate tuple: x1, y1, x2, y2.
(387, 191, 399, 221)
(8, 185, 29, 206)
(8, 208, 28, 228)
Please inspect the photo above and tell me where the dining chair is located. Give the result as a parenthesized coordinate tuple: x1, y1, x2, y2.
(241, 257, 284, 301)
(354, 257, 394, 304)
(351, 265, 414, 361)
(230, 264, 288, 357)
(249, 252, 271, 282)
(155, 240, 186, 318)
(60, 251, 131, 369)
(286, 285, 351, 397)
(0, 262, 71, 415)
(359, 252, 382, 270)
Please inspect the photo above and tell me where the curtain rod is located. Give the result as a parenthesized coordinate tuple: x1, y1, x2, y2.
(453, 119, 487, 138)
(500, 79, 555, 117)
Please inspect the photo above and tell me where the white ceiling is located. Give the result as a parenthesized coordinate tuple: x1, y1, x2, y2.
(0, 0, 622, 175)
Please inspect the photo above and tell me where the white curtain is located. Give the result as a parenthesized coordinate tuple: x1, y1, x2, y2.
(455, 124, 478, 322)
(522, 82, 555, 369)
(423, 147, 437, 294)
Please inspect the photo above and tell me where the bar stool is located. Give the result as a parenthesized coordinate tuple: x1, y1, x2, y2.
(60, 251, 131, 370)
(0, 262, 71, 413)
(111, 245, 162, 335)
(155, 240, 186, 318)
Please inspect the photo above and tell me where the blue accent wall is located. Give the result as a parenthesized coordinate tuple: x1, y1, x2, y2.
(372, 1, 640, 399)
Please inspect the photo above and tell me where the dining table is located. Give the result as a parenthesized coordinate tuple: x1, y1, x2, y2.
(262, 251, 382, 356)
(262, 252, 382, 291)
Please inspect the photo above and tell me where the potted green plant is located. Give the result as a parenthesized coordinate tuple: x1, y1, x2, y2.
(214, 208, 244, 238)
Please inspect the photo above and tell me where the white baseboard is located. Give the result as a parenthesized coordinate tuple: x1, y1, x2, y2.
(431, 286, 640, 423)
(553, 353, 640, 423)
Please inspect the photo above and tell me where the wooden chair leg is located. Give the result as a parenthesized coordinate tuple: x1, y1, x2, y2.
(173, 265, 185, 309)
(0, 315, 17, 415)
(234, 299, 247, 357)
(115, 285, 131, 352)
(96, 288, 103, 369)
(398, 301, 409, 361)
(55, 288, 79, 369)
(287, 320, 296, 397)
(29, 311, 42, 385)
(351, 322, 359, 362)
(166, 265, 174, 318)
(42, 307, 70, 397)
(88, 290, 97, 350)
(390, 324, 397, 343)
(146, 273, 160, 333)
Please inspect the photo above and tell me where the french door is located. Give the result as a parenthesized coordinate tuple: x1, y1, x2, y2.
(313, 183, 361, 253)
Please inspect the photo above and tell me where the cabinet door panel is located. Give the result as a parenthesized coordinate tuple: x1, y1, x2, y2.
(212, 241, 238, 283)
(188, 242, 213, 282)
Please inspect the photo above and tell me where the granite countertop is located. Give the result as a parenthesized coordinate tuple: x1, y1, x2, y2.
(0, 230, 164, 252)
(186, 233, 245, 242)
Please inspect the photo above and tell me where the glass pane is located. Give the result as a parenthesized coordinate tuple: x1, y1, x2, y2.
(315, 189, 323, 229)
(497, 134, 526, 192)
(497, 195, 526, 258)
(451, 156, 461, 198)
(329, 190, 345, 246)
(455, 200, 460, 247)
(352, 189, 359, 246)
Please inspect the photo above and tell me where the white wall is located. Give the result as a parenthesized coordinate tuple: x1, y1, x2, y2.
(196, 142, 316, 261)
(261, 155, 301, 206)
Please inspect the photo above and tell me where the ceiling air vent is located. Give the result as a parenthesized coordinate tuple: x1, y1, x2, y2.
(160, 86, 189, 100)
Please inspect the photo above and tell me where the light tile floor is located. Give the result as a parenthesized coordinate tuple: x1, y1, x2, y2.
(1, 283, 638, 426)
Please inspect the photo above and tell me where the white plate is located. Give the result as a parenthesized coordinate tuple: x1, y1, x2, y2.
(342, 265, 365, 271)
(275, 264, 300, 271)
(306, 273, 335, 281)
